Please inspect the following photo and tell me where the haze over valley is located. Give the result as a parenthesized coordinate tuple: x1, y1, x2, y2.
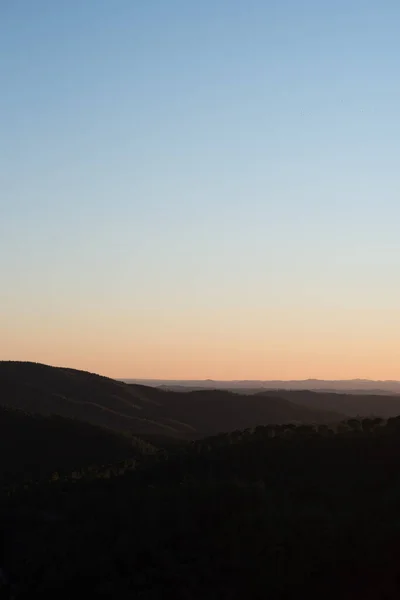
(127, 378, 400, 394)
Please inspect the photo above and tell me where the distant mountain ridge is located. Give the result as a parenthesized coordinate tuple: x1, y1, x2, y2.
(124, 378, 400, 394)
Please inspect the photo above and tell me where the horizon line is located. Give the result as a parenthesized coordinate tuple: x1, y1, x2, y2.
(119, 377, 400, 383)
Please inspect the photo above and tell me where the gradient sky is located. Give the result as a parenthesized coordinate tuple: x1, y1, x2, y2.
(1, 0, 400, 380)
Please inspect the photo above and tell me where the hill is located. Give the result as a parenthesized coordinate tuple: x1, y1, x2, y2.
(0, 361, 188, 437)
(0, 406, 154, 486)
(4, 417, 400, 598)
(153, 385, 400, 420)
(142, 388, 343, 436)
(256, 389, 400, 419)
(0, 362, 344, 438)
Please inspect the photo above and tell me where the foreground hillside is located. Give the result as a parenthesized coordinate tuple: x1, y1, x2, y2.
(3, 418, 400, 598)
(0, 407, 154, 486)
(0, 362, 345, 437)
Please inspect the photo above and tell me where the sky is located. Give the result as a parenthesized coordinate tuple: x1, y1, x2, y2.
(1, 0, 400, 380)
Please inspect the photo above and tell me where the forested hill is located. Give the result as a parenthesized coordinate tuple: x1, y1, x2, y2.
(4, 417, 400, 598)
(256, 389, 400, 419)
(0, 362, 345, 437)
(141, 388, 343, 436)
(0, 407, 154, 486)
(0, 361, 188, 437)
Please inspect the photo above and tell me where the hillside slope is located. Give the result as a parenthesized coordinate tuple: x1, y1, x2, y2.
(5, 418, 400, 598)
(146, 388, 343, 436)
(0, 362, 344, 437)
(0, 362, 187, 436)
(0, 406, 154, 486)
(257, 390, 400, 419)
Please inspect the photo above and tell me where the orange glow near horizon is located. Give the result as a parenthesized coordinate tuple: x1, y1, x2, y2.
(2, 306, 400, 381)
(3, 1, 400, 387)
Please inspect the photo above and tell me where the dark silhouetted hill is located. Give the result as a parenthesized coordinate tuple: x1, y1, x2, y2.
(152, 384, 400, 420)
(256, 389, 400, 419)
(144, 388, 343, 436)
(5, 416, 400, 598)
(0, 362, 346, 438)
(0, 406, 154, 486)
(0, 361, 189, 437)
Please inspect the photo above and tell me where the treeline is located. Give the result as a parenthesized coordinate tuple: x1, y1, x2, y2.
(3, 416, 400, 597)
(4, 415, 398, 490)
(0, 407, 155, 488)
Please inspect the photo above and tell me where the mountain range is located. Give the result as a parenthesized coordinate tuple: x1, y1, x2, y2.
(3, 362, 400, 598)
(126, 378, 400, 394)
(2, 362, 400, 439)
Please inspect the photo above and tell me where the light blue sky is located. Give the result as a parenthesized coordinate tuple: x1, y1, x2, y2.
(1, 1, 400, 378)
